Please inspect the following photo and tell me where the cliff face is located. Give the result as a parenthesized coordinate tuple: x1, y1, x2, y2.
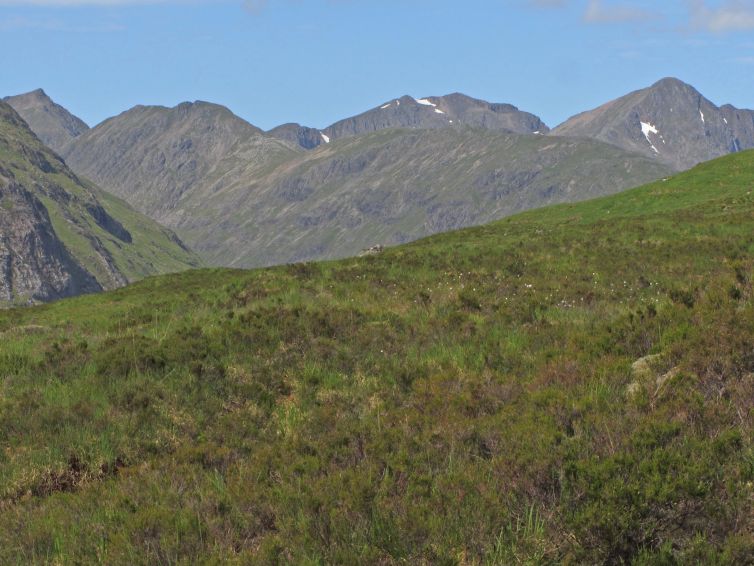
(0, 177, 101, 304)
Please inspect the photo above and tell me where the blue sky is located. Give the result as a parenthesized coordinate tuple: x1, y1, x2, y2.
(1, 0, 753, 130)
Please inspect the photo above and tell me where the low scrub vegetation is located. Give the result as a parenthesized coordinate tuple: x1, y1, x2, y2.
(1, 152, 754, 563)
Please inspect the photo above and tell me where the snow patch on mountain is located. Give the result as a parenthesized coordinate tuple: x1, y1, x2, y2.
(641, 121, 660, 154)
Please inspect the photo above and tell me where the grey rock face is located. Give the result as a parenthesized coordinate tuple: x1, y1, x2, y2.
(4, 89, 89, 154)
(720, 105, 754, 151)
(267, 123, 327, 150)
(553, 77, 754, 171)
(0, 179, 101, 304)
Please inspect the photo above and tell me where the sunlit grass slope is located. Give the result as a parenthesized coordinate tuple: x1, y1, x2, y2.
(1, 151, 754, 563)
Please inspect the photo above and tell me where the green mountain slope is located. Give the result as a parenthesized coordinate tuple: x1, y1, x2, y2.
(0, 100, 201, 305)
(1, 151, 754, 563)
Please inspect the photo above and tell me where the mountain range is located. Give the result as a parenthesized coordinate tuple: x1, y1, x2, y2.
(3, 77, 753, 293)
(0, 99, 199, 305)
(58, 106, 668, 267)
(268, 92, 550, 150)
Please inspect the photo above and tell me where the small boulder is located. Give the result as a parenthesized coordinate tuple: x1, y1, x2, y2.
(359, 245, 384, 257)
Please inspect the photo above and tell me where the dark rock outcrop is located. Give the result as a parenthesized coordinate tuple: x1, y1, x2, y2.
(0, 181, 101, 303)
(267, 123, 327, 150)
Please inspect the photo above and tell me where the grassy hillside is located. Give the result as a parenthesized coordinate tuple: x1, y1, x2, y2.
(1, 151, 754, 563)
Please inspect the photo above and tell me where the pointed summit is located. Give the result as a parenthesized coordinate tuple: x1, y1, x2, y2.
(3, 89, 89, 153)
(552, 78, 754, 170)
(651, 77, 689, 89)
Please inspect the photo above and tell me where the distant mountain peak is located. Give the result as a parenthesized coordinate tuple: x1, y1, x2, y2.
(266, 123, 326, 150)
(4, 88, 89, 153)
(269, 91, 549, 149)
(26, 88, 50, 99)
(552, 78, 754, 170)
(651, 76, 690, 89)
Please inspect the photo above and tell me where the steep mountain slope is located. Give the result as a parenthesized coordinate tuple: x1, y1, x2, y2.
(193, 127, 669, 267)
(553, 77, 754, 170)
(0, 100, 200, 305)
(1, 151, 753, 563)
(721, 104, 754, 149)
(61, 101, 301, 226)
(3, 89, 89, 154)
(269, 93, 550, 149)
